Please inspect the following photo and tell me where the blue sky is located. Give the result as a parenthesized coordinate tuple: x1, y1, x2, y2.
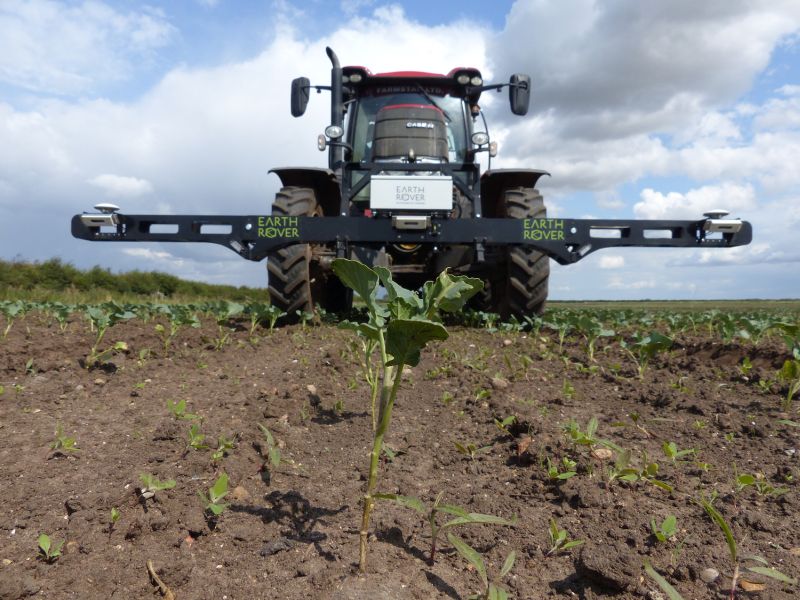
(1, 1, 799, 300)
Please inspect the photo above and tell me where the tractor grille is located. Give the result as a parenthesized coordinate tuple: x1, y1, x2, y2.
(372, 104, 448, 162)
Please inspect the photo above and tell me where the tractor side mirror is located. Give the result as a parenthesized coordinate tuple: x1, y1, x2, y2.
(509, 74, 530, 116)
(291, 77, 310, 117)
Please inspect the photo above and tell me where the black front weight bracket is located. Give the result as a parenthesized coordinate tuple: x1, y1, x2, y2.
(71, 214, 752, 266)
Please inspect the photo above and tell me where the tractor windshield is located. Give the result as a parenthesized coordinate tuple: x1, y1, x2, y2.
(350, 92, 468, 163)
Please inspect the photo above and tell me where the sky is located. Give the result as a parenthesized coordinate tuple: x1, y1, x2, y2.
(1, 0, 799, 300)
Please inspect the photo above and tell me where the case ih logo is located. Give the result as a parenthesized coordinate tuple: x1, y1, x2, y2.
(406, 121, 434, 129)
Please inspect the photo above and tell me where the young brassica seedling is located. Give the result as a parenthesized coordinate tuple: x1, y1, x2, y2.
(546, 456, 577, 481)
(185, 423, 208, 452)
(494, 415, 517, 437)
(110, 507, 121, 532)
(257, 423, 281, 484)
(620, 331, 673, 379)
(138, 473, 176, 500)
(778, 358, 800, 412)
(50, 423, 79, 454)
(651, 515, 677, 543)
(84, 302, 134, 367)
(207, 300, 244, 350)
(244, 302, 285, 338)
(332, 258, 482, 573)
(454, 441, 492, 462)
(154, 304, 200, 356)
(199, 473, 229, 516)
(662, 441, 695, 463)
(37, 533, 64, 563)
(1, 300, 26, 339)
(211, 435, 235, 462)
(167, 399, 200, 421)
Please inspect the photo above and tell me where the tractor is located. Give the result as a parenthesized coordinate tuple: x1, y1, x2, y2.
(72, 48, 752, 316)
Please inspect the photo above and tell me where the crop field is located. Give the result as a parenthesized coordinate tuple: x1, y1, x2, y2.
(1, 284, 799, 599)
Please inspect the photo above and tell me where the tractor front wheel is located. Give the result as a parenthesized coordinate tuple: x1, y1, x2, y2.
(266, 186, 350, 317)
(483, 187, 550, 318)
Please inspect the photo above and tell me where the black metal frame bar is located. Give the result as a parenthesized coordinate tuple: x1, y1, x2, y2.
(71, 213, 752, 266)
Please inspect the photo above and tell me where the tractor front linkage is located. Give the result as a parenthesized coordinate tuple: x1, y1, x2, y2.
(72, 205, 751, 267)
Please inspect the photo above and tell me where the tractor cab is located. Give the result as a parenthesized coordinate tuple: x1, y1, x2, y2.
(341, 67, 479, 166)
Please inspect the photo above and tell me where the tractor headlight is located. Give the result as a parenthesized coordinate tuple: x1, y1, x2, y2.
(471, 132, 489, 146)
(456, 74, 470, 85)
(470, 76, 483, 86)
(349, 73, 363, 83)
(325, 125, 344, 139)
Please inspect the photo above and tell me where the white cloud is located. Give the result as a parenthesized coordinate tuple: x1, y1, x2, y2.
(88, 174, 154, 198)
(122, 248, 179, 262)
(491, 1, 800, 134)
(0, 1, 175, 96)
(633, 183, 757, 220)
(599, 255, 625, 269)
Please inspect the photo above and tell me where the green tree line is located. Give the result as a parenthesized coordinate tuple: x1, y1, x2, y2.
(0, 258, 264, 302)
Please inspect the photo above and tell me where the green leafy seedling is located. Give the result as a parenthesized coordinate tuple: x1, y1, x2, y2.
(50, 423, 79, 453)
(454, 441, 492, 461)
(605, 449, 642, 486)
(447, 532, 516, 600)
(257, 423, 281, 484)
(494, 415, 517, 436)
(651, 515, 677, 543)
(662, 441, 695, 463)
(778, 358, 800, 412)
(211, 435, 235, 462)
(737, 472, 788, 497)
(244, 302, 285, 337)
(547, 518, 584, 556)
(84, 302, 134, 367)
(186, 423, 208, 452)
(562, 416, 623, 453)
(620, 331, 673, 379)
(167, 399, 200, 421)
(110, 507, 120, 527)
(1, 300, 26, 339)
(258, 424, 281, 467)
(546, 456, 577, 481)
(206, 300, 244, 350)
(332, 258, 481, 573)
(37, 533, 64, 563)
(154, 304, 200, 356)
(200, 473, 229, 516)
(138, 473, 176, 500)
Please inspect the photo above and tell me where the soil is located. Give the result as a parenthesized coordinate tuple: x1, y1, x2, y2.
(1, 312, 798, 600)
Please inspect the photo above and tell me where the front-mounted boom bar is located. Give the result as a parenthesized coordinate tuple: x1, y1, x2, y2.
(72, 211, 752, 266)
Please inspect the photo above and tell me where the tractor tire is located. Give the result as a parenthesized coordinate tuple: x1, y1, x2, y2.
(485, 187, 550, 318)
(266, 186, 350, 317)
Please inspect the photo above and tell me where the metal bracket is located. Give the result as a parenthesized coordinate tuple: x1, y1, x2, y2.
(71, 212, 753, 266)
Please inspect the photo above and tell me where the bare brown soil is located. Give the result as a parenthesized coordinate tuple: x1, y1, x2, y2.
(0, 314, 798, 599)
